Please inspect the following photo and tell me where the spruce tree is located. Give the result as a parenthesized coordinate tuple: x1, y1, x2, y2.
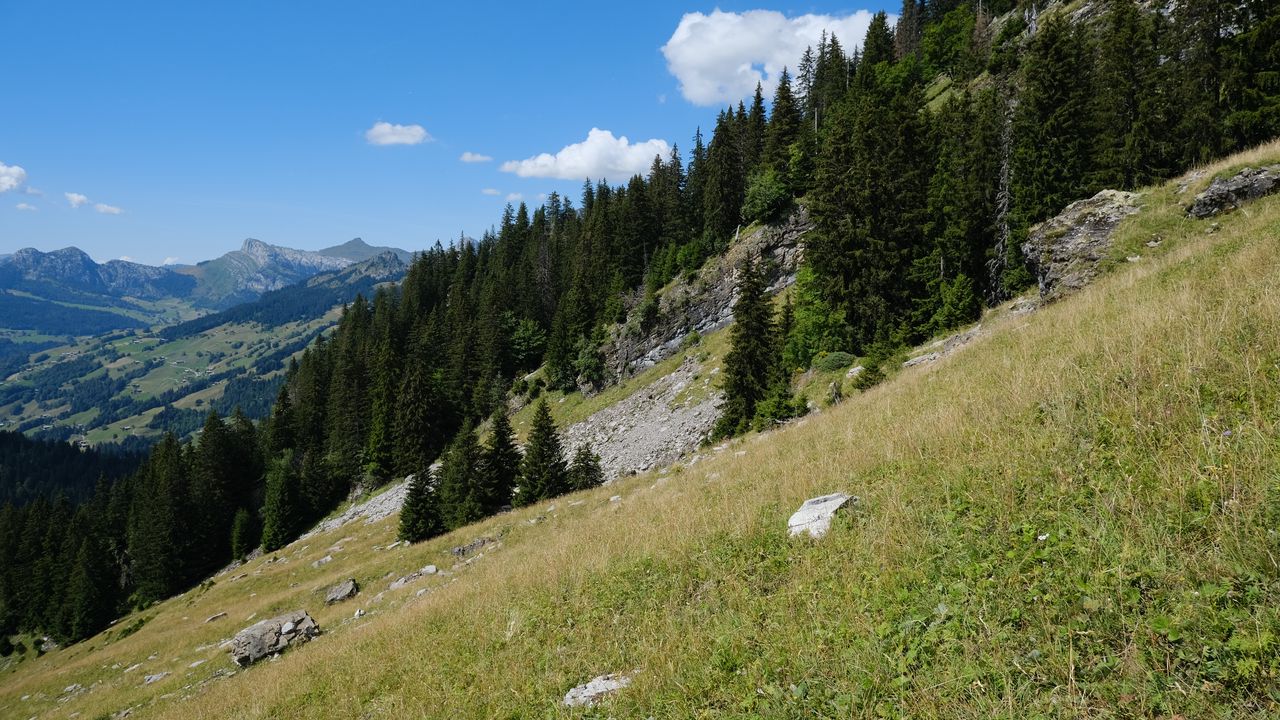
(229, 507, 258, 561)
(713, 259, 777, 438)
(567, 443, 605, 492)
(763, 68, 802, 182)
(517, 399, 568, 505)
(398, 469, 443, 543)
(436, 423, 485, 530)
(481, 408, 521, 514)
(261, 451, 300, 552)
(63, 536, 114, 641)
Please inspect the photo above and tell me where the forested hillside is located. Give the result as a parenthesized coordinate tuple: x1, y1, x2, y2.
(1, 0, 1276, 650)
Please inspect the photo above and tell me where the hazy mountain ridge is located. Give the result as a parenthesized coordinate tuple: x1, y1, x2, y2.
(0, 238, 411, 334)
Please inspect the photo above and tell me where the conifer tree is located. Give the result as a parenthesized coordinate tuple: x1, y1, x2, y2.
(229, 507, 258, 561)
(567, 443, 605, 492)
(863, 12, 896, 66)
(1011, 14, 1096, 233)
(517, 399, 568, 505)
(763, 68, 803, 182)
(261, 451, 300, 552)
(398, 468, 443, 543)
(436, 423, 485, 529)
(481, 408, 521, 514)
(713, 259, 777, 438)
(62, 535, 114, 642)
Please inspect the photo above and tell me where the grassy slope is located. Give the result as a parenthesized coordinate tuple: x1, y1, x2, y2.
(6, 146, 1280, 718)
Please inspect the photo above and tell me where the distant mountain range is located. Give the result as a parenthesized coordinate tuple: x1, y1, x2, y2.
(0, 238, 411, 336)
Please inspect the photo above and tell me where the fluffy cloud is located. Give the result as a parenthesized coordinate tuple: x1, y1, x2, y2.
(15, 202, 36, 211)
(365, 121, 432, 146)
(500, 128, 670, 181)
(480, 188, 501, 196)
(460, 151, 493, 163)
(661, 9, 881, 105)
(65, 192, 89, 208)
(162, 257, 180, 265)
(94, 203, 123, 215)
(505, 192, 524, 202)
(0, 162, 27, 193)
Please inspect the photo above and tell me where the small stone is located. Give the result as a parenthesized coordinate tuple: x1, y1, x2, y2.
(204, 612, 227, 624)
(787, 493, 858, 539)
(564, 673, 633, 707)
(904, 353, 939, 368)
(353, 609, 365, 619)
(845, 365, 865, 379)
(188, 660, 206, 669)
(1126, 255, 1141, 263)
(609, 495, 622, 503)
(311, 555, 333, 569)
(142, 672, 169, 686)
(421, 565, 437, 575)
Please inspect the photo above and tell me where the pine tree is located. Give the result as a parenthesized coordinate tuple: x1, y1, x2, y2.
(863, 12, 896, 67)
(229, 507, 258, 560)
(480, 408, 521, 514)
(1011, 14, 1096, 232)
(398, 469, 443, 543)
(713, 259, 777, 438)
(364, 335, 400, 479)
(567, 443, 605, 492)
(261, 451, 300, 552)
(763, 67, 802, 182)
(1091, 0, 1161, 189)
(63, 535, 114, 641)
(895, 0, 922, 59)
(517, 399, 568, 505)
(436, 423, 485, 529)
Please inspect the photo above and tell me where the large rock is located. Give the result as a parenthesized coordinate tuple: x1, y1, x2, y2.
(1187, 165, 1280, 218)
(324, 579, 358, 604)
(788, 493, 857, 539)
(563, 672, 633, 707)
(1021, 189, 1141, 302)
(228, 610, 320, 667)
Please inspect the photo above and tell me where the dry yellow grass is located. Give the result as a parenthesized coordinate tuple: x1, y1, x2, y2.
(4, 150, 1280, 718)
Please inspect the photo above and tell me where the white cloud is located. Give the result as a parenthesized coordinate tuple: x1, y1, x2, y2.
(65, 192, 89, 208)
(661, 9, 881, 105)
(162, 256, 180, 265)
(460, 151, 493, 163)
(365, 121, 432, 146)
(480, 188, 501, 196)
(0, 162, 27, 193)
(94, 203, 123, 215)
(500, 128, 670, 181)
(15, 202, 36, 211)
(119, 255, 134, 262)
(506, 192, 524, 202)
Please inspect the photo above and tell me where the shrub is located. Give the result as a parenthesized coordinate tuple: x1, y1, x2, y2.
(812, 351, 856, 372)
(741, 168, 792, 225)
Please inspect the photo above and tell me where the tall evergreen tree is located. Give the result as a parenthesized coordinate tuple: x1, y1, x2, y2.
(517, 399, 568, 505)
(261, 451, 300, 553)
(567, 443, 605, 492)
(398, 468, 443, 543)
(763, 67, 803, 182)
(713, 259, 777, 438)
(436, 423, 485, 529)
(480, 408, 521, 514)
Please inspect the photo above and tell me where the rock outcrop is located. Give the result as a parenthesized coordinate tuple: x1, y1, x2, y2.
(788, 493, 857, 539)
(324, 579, 358, 604)
(601, 207, 810, 381)
(1186, 165, 1280, 218)
(228, 610, 320, 667)
(1021, 189, 1141, 301)
(300, 479, 411, 540)
(561, 355, 720, 481)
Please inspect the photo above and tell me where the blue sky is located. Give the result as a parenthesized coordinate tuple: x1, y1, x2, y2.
(0, 1, 887, 265)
